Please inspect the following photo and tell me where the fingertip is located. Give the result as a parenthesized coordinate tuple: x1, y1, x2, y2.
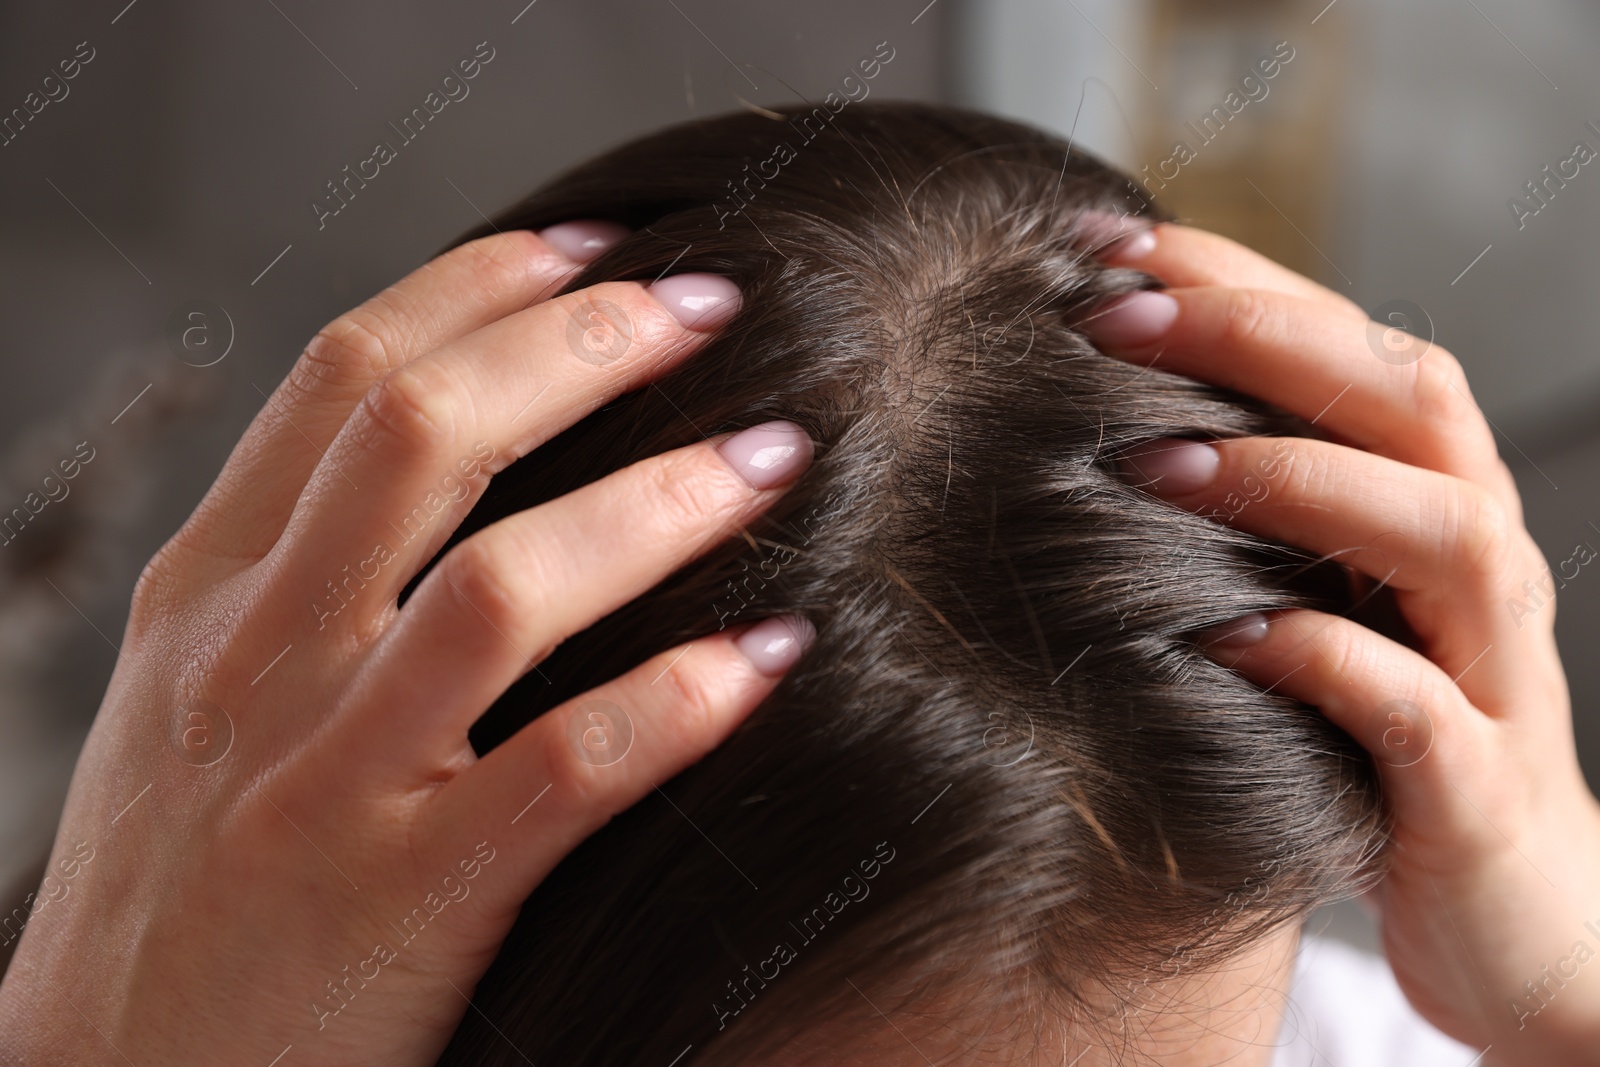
(1116, 437, 1220, 496)
(538, 220, 631, 264)
(1105, 227, 1158, 263)
(1082, 290, 1179, 349)
(734, 614, 815, 677)
(648, 273, 742, 330)
(1071, 212, 1155, 264)
(1199, 612, 1273, 651)
(714, 420, 814, 490)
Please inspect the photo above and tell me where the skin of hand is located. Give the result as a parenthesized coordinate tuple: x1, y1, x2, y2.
(1089, 220, 1600, 1065)
(0, 222, 817, 1066)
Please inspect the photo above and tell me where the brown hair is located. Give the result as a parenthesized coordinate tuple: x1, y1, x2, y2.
(426, 101, 1385, 1065)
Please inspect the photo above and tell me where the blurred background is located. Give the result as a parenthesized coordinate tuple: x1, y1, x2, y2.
(2, 0, 1597, 965)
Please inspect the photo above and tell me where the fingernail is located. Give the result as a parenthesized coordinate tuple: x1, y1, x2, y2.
(1201, 613, 1271, 649)
(1116, 438, 1218, 496)
(1104, 223, 1157, 262)
(716, 420, 813, 490)
(537, 220, 630, 263)
(736, 614, 816, 676)
(1082, 291, 1179, 348)
(649, 273, 742, 330)
(1077, 212, 1156, 262)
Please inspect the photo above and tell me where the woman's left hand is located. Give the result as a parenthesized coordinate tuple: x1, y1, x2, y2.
(1089, 221, 1600, 1065)
(0, 224, 813, 1067)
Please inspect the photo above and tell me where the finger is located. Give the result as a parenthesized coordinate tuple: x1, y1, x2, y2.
(1200, 608, 1498, 849)
(423, 616, 813, 916)
(1116, 435, 1547, 707)
(272, 273, 743, 619)
(1090, 219, 1365, 318)
(185, 223, 627, 560)
(1079, 286, 1520, 514)
(345, 421, 812, 754)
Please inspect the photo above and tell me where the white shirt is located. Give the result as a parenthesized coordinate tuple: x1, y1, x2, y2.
(1271, 934, 1484, 1067)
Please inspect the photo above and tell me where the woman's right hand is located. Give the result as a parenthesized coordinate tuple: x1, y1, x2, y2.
(0, 222, 815, 1066)
(1092, 220, 1600, 1065)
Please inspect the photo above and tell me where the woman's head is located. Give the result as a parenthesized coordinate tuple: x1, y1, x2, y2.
(427, 101, 1385, 1065)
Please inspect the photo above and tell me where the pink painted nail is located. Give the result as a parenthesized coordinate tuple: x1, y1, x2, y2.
(1082, 291, 1179, 348)
(715, 420, 813, 490)
(648, 273, 742, 330)
(1116, 438, 1219, 496)
(537, 220, 630, 263)
(1075, 213, 1158, 262)
(1105, 223, 1157, 262)
(1201, 613, 1271, 649)
(736, 614, 816, 677)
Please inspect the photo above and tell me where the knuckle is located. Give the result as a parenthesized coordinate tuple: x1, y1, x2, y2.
(458, 232, 559, 297)
(1320, 620, 1366, 682)
(639, 449, 743, 540)
(1446, 483, 1514, 584)
(297, 307, 405, 396)
(554, 283, 676, 348)
(127, 542, 183, 633)
(541, 709, 614, 812)
(1272, 439, 1321, 498)
(1494, 460, 1528, 520)
(438, 537, 540, 638)
(1408, 347, 1477, 436)
(355, 363, 461, 461)
(1217, 288, 1282, 351)
(649, 651, 724, 739)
